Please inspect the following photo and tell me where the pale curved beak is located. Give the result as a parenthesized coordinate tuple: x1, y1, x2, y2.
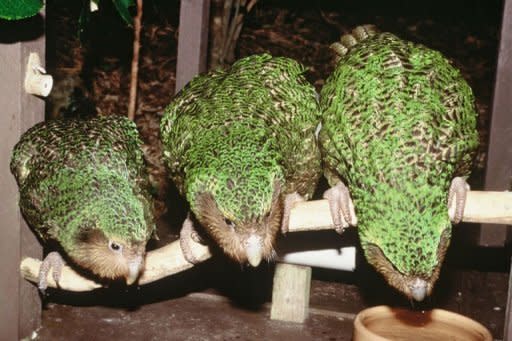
(410, 278, 428, 302)
(126, 256, 144, 285)
(245, 234, 263, 267)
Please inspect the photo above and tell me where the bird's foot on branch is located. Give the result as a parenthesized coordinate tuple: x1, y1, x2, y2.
(323, 181, 357, 233)
(448, 177, 470, 224)
(38, 251, 64, 292)
(180, 214, 205, 265)
(281, 192, 305, 234)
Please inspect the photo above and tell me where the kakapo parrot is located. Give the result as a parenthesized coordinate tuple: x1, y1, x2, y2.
(11, 115, 155, 289)
(161, 54, 322, 266)
(319, 25, 479, 301)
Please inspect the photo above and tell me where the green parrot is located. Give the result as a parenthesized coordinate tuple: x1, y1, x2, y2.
(11, 115, 155, 289)
(319, 25, 479, 301)
(161, 54, 321, 267)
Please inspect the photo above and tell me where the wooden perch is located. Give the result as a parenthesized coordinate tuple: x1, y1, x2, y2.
(19, 190, 512, 291)
(288, 190, 512, 228)
(461, 191, 512, 224)
(19, 238, 211, 292)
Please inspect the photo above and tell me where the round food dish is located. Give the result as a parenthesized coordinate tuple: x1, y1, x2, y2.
(353, 305, 492, 341)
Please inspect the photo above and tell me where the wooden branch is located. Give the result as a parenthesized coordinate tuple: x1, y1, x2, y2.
(19, 190, 512, 291)
(19, 239, 211, 292)
(127, 0, 143, 120)
(139, 238, 211, 285)
(20, 258, 101, 292)
(288, 190, 512, 229)
(288, 199, 333, 232)
(462, 191, 512, 224)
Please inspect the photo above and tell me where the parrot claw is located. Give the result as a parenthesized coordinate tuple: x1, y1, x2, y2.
(448, 177, 470, 224)
(180, 214, 204, 265)
(38, 251, 64, 292)
(323, 181, 357, 233)
(281, 192, 305, 234)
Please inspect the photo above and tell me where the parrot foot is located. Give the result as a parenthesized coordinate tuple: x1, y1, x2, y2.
(448, 177, 470, 224)
(323, 181, 357, 233)
(180, 214, 205, 265)
(281, 192, 305, 234)
(38, 251, 64, 292)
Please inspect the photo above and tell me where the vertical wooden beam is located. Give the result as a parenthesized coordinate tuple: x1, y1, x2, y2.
(0, 15, 45, 340)
(506, 257, 512, 341)
(175, 0, 211, 93)
(270, 263, 312, 323)
(481, 0, 512, 246)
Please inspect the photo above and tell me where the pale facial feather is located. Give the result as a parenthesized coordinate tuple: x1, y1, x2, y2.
(364, 229, 451, 300)
(194, 188, 282, 265)
(69, 229, 145, 282)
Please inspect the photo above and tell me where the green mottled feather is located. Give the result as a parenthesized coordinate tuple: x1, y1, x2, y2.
(161, 53, 321, 243)
(10, 115, 155, 254)
(320, 28, 478, 283)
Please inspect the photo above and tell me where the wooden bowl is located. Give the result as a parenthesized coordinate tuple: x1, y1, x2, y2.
(353, 305, 492, 341)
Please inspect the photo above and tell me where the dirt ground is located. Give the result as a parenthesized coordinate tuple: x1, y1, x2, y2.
(35, 0, 510, 339)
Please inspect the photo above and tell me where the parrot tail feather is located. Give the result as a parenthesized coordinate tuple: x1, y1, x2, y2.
(330, 24, 379, 60)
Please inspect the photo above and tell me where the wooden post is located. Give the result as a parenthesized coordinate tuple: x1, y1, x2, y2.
(270, 263, 312, 323)
(505, 256, 512, 341)
(175, 0, 211, 93)
(0, 15, 45, 340)
(481, 0, 512, 247)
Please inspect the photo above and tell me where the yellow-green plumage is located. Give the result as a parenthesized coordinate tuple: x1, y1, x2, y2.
(161, 54, 321, 265)
(319, 26, 479, 299)
(11, 115, 155, 283)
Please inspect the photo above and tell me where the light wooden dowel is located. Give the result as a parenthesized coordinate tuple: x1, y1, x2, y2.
(20, 258, 101, 292)
(461, 191, 512, 224)
(19, 238, 212, 292)
(289, 190, 512, 227)
(139, 238, 211, 285)
(270, 263, 312, 323)
(19, 190, 512, 291)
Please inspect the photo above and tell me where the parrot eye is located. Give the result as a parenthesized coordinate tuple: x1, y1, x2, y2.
(224, 218, 235, 229)
(108, 241, 123, 253)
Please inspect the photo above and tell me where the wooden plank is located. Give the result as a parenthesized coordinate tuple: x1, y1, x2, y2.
(19, 38, 46, 338)
(506, 257, 512, 341)
(175, 0, 211, 93)
(270, 263, 312, 323)
(0, 16, 45, 340)
(481, 0, 512, 246)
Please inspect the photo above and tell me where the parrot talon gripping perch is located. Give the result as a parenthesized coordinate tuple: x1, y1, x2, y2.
(323, 181, 358, 233)
(448, 177, 470, 224)
(38, 251, 64, 292)
(281, 192, 306, 234)
(179, 215, 205, 265)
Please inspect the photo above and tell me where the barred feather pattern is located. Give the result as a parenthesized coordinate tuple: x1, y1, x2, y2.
(10, 115, 155, 256)
(161, 54, 321, 262)
(320, 27, 479, 291)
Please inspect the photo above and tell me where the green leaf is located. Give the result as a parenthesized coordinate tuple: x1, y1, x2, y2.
(112, 0, 134, 25)
(0, 0, 43, 20)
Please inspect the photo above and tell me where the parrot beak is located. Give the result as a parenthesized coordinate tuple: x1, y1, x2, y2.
(245, 234, 263, 267)
(126, 256, 143, 285)
(409, 278, 428, 301)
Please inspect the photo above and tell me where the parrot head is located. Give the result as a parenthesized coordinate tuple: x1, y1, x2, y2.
(189, 173, 283, 267)
(356, 181, 451, 301)
(69, 229, 147, 285)
(58, 178, 153, 285)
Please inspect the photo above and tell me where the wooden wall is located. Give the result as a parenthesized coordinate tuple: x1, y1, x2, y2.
(0, 15, 45, 340)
